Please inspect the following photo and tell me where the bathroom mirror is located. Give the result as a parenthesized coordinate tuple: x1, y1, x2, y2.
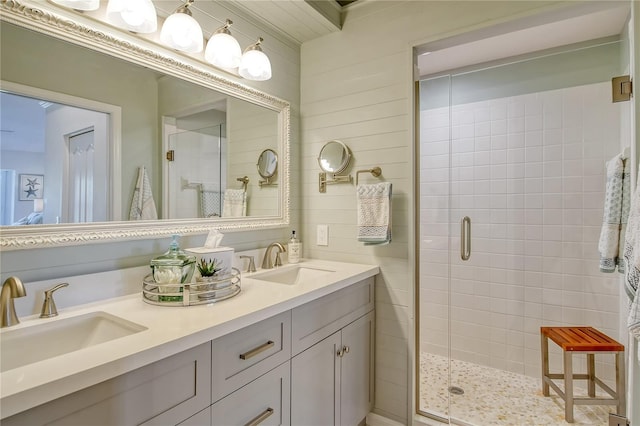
(318, 140, 351, 174)
(0, 2, 290, 250)
(257, 149, 278, 179)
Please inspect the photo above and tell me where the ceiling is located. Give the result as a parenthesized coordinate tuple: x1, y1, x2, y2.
(416, 2, 631, 76)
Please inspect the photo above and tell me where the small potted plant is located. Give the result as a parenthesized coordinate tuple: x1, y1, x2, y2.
(195, 258, 223, 299)
(196, 258, 222, 280)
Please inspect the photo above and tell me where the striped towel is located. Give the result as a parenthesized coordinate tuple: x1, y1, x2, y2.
(357, 182, 392, 245)
(623, 165, 640, 338)
(599, 154, 630, 273)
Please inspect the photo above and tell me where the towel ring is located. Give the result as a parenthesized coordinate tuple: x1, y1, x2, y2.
(356, 167, 382, 186)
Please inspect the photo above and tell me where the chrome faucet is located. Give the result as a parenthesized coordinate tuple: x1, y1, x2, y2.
(40, 282, 69, 318)
(1, 276, 26, 328)
(261, 243, 286, 269)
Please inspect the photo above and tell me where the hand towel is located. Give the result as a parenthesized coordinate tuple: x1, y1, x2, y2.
(624, 165, 640, 339)
(357, 182, 392, 245)
(199, 184, 221, 218)
(599, 153, 630, 272)
(129, 166, 157, 220)
(222, 189, 246, 218)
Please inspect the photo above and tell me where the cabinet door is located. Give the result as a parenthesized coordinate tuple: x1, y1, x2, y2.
(291, 332, 341, 426)
(4, 343, 212, 426)
(211, 361, 290, 426)
(340, 311, 374, 426)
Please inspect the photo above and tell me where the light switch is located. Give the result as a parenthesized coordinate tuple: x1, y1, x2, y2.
(317, 224, 329, 246)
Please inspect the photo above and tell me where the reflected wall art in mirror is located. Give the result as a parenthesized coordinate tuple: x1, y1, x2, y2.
(0, 0, 290, 250)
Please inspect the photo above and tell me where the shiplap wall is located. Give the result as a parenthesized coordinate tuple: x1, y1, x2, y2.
(299, 1, 569, 422)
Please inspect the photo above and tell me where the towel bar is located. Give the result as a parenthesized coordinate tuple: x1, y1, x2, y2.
(355, 167, 382, 186)
(236, 176, 249, 191)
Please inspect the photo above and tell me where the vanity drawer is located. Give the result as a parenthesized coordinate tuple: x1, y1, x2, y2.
(291, 277, 374, 355)
(3, 342, 212, 426)
(211, 310, 291, 402)
(211, 361, 290, 426)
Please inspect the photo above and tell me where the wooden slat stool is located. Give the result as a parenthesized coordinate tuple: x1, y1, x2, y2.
(540, 327, 625, 423)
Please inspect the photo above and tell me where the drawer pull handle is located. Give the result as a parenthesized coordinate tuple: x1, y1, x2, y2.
(245, 407, 274, 426)
(239, 340, 275, 360)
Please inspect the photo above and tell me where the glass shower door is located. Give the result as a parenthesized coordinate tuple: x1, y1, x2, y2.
(417, 38, 628, 425)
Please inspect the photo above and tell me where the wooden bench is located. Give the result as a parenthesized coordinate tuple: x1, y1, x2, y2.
(540, 326, 625, 423)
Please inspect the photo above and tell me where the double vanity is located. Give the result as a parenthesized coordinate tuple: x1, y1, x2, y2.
(0, 259, 378, 426)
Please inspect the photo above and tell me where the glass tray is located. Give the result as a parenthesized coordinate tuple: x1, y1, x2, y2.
(142, 268, 241, 306)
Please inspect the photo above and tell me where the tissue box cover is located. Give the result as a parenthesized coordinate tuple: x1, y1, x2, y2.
(186, 246, 234, 275)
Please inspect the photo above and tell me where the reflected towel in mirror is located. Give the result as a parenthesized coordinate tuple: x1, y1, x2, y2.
(357, 182, 392, 245)
(199, 183, 222, 218)
(129, 166, 157, 220)
(222, 189, 246, 217)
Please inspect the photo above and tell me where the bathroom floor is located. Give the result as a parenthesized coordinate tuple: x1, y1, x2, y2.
(419, 352, 615, 425)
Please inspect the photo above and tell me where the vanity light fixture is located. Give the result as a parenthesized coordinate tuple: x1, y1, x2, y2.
(50, 0, 99, 11)
(106, 0, 158, 33)
(205, 19, 242, 69)
(160, 0, 204, 53)
(238, 38, 272, 81)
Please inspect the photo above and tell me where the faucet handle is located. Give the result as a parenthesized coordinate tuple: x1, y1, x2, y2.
(240, 255, 256, 273)
(40, 282, 69, 318)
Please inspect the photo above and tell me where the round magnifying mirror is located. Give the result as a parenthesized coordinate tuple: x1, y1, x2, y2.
(317, 140, 351, 174)
(257, 149, 278, 178)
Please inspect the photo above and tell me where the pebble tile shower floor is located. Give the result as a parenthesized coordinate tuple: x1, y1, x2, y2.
(419, 352, 615, 425)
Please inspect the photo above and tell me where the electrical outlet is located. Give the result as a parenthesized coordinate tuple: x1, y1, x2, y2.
(317, 224, 329, 246)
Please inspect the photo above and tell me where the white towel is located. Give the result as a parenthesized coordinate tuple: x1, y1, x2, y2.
(222, 189, 246, 218)
(599, 153, 630, 272)
(357, 182, 392, 245)
(624, 165, 640, 338)
(129, 166, 157, 220)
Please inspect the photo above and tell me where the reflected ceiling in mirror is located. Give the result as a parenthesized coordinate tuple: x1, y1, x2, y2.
(0, 1, 290, 250)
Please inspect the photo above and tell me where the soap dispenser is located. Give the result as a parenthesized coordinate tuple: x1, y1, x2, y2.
(288, 230, 301, 264)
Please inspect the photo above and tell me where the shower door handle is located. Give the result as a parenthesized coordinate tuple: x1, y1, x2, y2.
(460, 216, 471, 261)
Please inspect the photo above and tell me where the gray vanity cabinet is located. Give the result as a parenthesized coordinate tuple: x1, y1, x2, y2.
(290, 278, 375, 426)
(2, 276, 375, 426)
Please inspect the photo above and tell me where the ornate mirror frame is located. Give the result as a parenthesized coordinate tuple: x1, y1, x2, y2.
(0, 0, 290, 250)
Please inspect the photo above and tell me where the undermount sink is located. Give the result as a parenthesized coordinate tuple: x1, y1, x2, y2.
(250, 264, 336, 285)
(0, 311, 147, 372)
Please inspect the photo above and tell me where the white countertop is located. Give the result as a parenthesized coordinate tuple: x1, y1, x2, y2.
(0, 259, 379, 418)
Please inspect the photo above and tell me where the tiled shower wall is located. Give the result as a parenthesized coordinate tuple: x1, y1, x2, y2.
(420, 81, 623, 381)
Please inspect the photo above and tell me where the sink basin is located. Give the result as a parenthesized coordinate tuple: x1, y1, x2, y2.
(250, 264, 335, 285)
(0, 311, 147, 372)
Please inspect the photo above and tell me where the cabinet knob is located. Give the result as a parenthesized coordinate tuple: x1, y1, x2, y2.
(337, 345, 350, 357)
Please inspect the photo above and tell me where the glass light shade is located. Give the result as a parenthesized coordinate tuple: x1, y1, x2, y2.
(205, 32, 242, 69)
(106, 0, 158, 34)
(51, 0, 99, 10)
(239, 49, 272, 81)
(160, 12, 204, 53)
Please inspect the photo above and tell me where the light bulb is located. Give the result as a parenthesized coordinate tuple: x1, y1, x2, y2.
(106, 0, 157, 34)
(160, 7, 204, 53)
(239, 38, 272, 81)
(205, 32, 241, 68)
